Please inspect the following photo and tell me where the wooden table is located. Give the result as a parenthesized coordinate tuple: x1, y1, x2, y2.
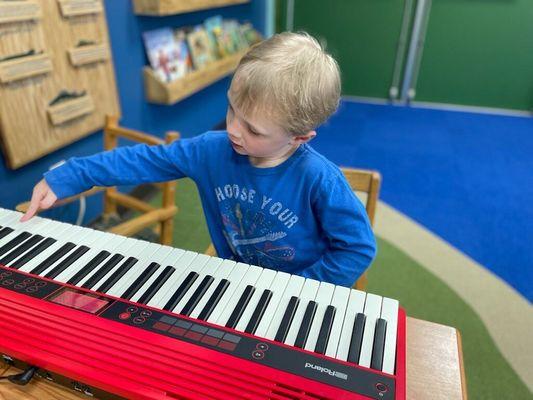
(0, 317, 467, 400)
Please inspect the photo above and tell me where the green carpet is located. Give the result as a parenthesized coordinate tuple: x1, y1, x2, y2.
(152, 178, 532, 399)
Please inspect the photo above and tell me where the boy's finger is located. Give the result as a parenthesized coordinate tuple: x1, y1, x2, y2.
(40, 191, 57, 209)
(20, 200, 39, 222)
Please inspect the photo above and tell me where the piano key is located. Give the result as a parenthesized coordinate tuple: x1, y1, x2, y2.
(189, 259, 236, 319)
(304, 282, 335, 352)
(347, 313, 366, 364)
(244, 289, 273, 335)
(215, 265, 262, 326)
(206, 262, 251, 324)
(18, 223, 81, 273)
(180, 275, 214, 316)
(253, 271, 291, 338)
(235, 268, 277, 332)
(264, 274, 305, 341)
(294, 301, 318, 348)
(197, 279, 230, 321)
(358, 293, 383, 368)
(274, 296, 300, 343)
(80, 253, 123, 288)
(148, 250, 198, 308)
(120, 261, 160, 300)
(0, 234, 45, 266)
(44, 246, 91, 279)
(80, 237, 149, 290)
(284, 279, 320, 346)
(54, 232, 124, 283)
(225, 284, 255, 329)
(314, 305, 336, 354)
(136, 265, 175, 305)
(380, 297, 399, 374)
(29, 242, 77, 275)
(371, 318, 387, 370)
(0, 232, 32, 258)
(325, 286, 350, 358)
(0, 215, 53, 250)
(105, 243, 172, 297)
(336, 289, 366, 361)
(0, 227, 14, 241)
(10, 237, 57, 269)
(167, 254, 213, 312)
(163, 271, 198, 311)
(67, 250, 112, 285)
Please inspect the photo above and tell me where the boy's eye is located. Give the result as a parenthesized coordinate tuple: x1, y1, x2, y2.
(249, 129, 260, 136)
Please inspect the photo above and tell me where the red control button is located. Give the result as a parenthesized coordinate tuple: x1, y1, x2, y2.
(184, 331, 203, 341)
(252, 350, 264, 360)
(169, 327, 186, 337)
(152, 322, 171, 332)
(375, 383, 388, 393)
(218, 340, 237, 351)
(119, 312, 130, 320)
(201, 336, 220, 346)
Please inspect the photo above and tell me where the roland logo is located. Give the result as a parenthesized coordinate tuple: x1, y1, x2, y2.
(304, 362, 348, 380)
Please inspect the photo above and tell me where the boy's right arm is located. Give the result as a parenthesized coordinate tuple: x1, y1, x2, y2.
(20, 136, 205, 222)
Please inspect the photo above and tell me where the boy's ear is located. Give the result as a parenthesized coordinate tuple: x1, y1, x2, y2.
(290, 130, 316, 145)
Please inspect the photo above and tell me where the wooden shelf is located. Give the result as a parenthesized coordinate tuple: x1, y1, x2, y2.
(133, 0, 250, 16)
(144, 49, 246, 105)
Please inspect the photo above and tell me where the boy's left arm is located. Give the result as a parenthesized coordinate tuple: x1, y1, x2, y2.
(300, 178, 377, 287)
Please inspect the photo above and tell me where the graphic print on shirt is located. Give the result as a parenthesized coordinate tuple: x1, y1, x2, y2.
(215, 184, 299, 269)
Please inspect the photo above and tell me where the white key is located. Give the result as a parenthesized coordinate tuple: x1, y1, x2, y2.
(304, 281, 335, 352)
(148, 250, 199, 308)
(18, 224, 86, 273)
(0, 213, 46, 248)
(234, 268, 277, 332)
(5, 220, 70, 267)
(336, 289, 366, 361)
(380, 297, 399, 374)
(359, 293, 383, 368)
(170, 254, 214, 313)
(111, 244, 174, 298)
(325, 285, 351, 358)
(254, 271, 291, 338)
(87, 238, 156, 291)
(54, 233, 126, 283)
(129, 247, 187, 303)
(76, 238, 139, 287)
(206, 262, 250, 324)
(215, 264, 263, 326)
(264, 274, 305, 340)
(35, 226, 98, 277)
(284, 278, 320, 346)
(189, 259, 237, 319)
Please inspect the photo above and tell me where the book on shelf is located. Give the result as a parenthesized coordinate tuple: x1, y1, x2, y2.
(143, 27, 191, 82)
(204, 15, 224, 60)
(186, 26, 216, 70)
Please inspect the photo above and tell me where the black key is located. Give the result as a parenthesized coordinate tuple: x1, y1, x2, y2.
(0, 234, 44, 266)
(163, 271, 199, 311)
(370, 318, 387, 370)
(67, 250, 111, 285)
(137, 265, 175, 305)
(225, 285, 255, 329)
(274, 296, 300, 343)
(44, 246, 90, 279)
(11, 237, 57, 269)
(81, 254, 124, 289)
(0, 232, 32, 257)
(0, 227, 14, 241)
(197, 279, 230, 321)
(347, 313, 366, 363)
(294, 301, 318, 348)
(30, 242, 77, 275)
(120, 262, 160, 300)
(96, 257, 138, 293)
(314, 305, 336, 354)
(180, 275, 214, 316)
(245, 289, 273, 335)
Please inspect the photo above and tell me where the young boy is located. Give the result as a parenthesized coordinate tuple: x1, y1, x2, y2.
(21, 32, 376, 288)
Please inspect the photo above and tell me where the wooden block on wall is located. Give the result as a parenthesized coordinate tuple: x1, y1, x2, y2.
(0, 1, 41, 24)
(133, 0, 250, 16)
(0, 53, 52, 83)
(57, 0, 103, 17)
(68, 43, 110, 66)
(47, 95, 95, 125)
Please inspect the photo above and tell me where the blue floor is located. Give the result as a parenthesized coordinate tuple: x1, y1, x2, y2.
(312, 100, 533, 302)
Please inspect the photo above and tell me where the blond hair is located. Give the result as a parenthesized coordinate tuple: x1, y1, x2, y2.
(229, 31, 341, 136)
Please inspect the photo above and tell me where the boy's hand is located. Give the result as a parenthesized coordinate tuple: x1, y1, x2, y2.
(20, 179, 58, 222)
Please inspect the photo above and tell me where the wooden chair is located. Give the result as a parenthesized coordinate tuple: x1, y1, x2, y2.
(206, 167, 381, 291)
(16, 115, 180, 246)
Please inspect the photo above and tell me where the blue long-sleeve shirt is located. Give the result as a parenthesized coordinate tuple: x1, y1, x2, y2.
(45, 131, 376, 287)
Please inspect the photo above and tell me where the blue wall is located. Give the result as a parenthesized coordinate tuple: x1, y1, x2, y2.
(0, 0, 266, 223)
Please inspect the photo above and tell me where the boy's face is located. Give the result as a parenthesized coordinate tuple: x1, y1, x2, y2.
(226, 92, 315, 167)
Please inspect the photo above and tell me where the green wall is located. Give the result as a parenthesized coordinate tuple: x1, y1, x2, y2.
(278, 0, 533, 111)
